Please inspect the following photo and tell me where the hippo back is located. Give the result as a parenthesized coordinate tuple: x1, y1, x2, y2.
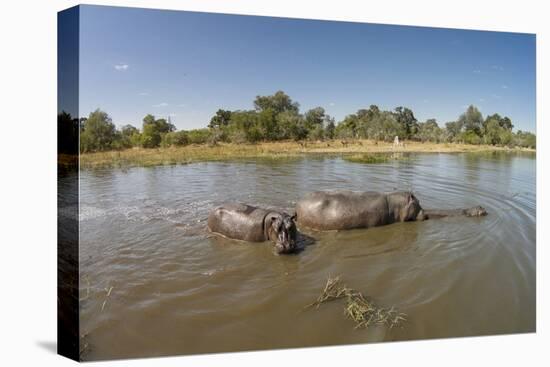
(296, 190, 391, 230)
(208, 203, 270, 242)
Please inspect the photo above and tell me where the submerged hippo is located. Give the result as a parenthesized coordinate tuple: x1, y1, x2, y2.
(207, 203, 297, 254)
(296, 190, 487, 231)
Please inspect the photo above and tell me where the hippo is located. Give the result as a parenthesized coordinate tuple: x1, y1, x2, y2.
(207, 203, 298, 254)
(295, 190, 487, 231)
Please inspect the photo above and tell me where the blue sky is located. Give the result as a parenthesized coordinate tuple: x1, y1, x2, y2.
(79, 5, 536, 132)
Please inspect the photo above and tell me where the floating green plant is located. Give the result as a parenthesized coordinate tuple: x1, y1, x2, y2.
(342, 153, 412, 164)
(343, 154, 390, 164)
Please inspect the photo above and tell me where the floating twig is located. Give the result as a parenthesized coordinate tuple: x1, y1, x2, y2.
(105, 286, 113, 297)
(101, 286, 114, 311)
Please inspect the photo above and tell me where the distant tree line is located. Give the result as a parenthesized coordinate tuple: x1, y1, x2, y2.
(60, 90, 535, 153)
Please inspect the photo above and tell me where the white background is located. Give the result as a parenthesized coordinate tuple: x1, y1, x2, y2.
(0, 0, 547, 366)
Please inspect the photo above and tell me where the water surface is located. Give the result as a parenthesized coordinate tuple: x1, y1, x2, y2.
(78, 152, 536, 360)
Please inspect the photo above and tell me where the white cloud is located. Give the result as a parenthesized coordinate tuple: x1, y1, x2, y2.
(479, 98, 485, 102)
(329, 102, 335, 106)
(153, 102, 169, 107)
(114, 63, 129, 71)
(138, 92, 149, 96)
(491, 94, 502, 99)
(169, 113, 177, 117)
(502, 85, 508, 89)
(491, 65, 504, 71)
(422, 99, 429, 103)
(473, 69, 481, 74)
(178, 103, 187, 107)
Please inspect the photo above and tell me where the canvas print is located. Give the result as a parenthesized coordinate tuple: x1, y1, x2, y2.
(57, 4, 536, 361)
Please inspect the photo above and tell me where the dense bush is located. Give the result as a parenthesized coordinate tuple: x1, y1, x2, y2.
(460, 130, 482, 145)
(161, 131, 189, 147)
(513, 130, 536, 149)
(187, 128, 212, 144)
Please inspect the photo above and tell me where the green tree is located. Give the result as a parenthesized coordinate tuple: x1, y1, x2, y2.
(500, 116, 513, 130)
(277, 110, 308, 141)
(121, 124, 139, 137)
(357, 105, 380, 121)
(228, 110, 262, 142)
(378, 112, 405, 141)
(394, 106, 419, 139)
(417, 119, 442, 142)
(499, 129, 513, 146)
(254, 91, 299, 114)
(114, 124, 139, 149)
(445, 121, 462, 142)
(458, 105, 483, 135)
(142, 114, 155, 126)
(336, 114, 359, 139)
(513, 130, 536, 149)
(130, 132, 142, 147)
(140, 115, 176, 148)
(258, 108, 280, 140)
(354, 105, 382, 139)
(156, 118, 176, 134)
(141, 122, 161, 148)
(325, 118, 336, 139)
(308, 125, 325, 141)
(482, 117, 502, 145)
(208, 109, 232, 128)
(484, 113, 513, 131)
(80, 109, 117, 152)
(304, 107, 326, 130)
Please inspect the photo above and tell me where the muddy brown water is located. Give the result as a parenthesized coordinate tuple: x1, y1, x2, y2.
(76, 152, 535, 360)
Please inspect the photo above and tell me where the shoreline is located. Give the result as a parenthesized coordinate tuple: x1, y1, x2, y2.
(78, 140, 535, 169)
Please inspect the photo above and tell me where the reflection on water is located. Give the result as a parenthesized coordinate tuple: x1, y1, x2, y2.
(78, 152, 535, 360)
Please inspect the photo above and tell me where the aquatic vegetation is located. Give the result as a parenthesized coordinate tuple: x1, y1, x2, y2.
(343, 154, 391, 164)
(342, 153, 412, 164)
(306, 276, 407, 329)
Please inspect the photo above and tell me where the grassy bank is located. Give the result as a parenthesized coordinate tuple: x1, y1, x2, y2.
(79, 140, 535, 169)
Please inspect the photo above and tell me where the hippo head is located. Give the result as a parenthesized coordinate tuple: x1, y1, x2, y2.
(464, 206, 488, 217)
(400, 192, 424, 222)
(268, 213, 298, 254)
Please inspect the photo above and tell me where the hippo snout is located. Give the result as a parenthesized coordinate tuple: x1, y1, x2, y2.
(275, 238, 297, 254)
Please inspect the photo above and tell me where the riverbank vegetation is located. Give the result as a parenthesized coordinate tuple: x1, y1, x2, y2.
(59, 90, 536, 166)
(78, 139, 532, 169)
